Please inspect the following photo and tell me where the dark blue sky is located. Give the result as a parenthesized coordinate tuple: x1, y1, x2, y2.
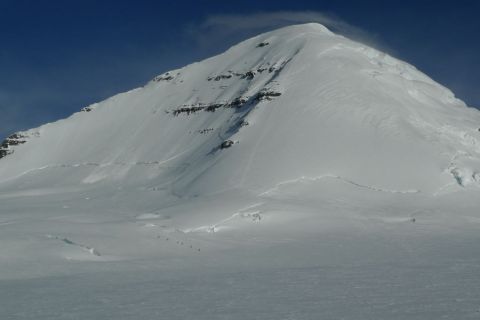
(1, 0, 479, 139)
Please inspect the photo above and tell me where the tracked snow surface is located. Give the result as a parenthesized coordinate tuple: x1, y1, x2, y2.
(1, 23, 480, 319)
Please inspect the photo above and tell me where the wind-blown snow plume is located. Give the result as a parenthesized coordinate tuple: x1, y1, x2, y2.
(191, 11, 386, 52)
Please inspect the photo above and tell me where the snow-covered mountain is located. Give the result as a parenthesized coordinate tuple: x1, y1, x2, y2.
(2, 23, 480, 319)
(2, 23, 479, 196)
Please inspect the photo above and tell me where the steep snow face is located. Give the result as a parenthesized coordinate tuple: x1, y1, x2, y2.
(1, 23, 480, 197)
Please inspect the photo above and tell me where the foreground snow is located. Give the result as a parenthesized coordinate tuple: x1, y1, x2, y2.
(1, 23, 480, 319)
(2, 180, 480, 319)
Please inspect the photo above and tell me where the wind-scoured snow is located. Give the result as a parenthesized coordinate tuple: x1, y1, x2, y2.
(1, 23, 480, 319)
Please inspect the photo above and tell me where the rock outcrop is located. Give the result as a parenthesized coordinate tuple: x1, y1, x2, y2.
(0, 133, 28, 159)
(220, 140, 234, 149)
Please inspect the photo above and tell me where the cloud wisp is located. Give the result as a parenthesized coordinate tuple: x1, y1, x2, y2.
(190, 11, 387, 52)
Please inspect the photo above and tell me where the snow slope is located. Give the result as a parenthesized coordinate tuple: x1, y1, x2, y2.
(1, 23, 480, 319)
(2, 23, 480, 195)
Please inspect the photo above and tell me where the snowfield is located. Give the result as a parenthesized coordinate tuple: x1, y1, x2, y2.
(1, 23, 480, 319)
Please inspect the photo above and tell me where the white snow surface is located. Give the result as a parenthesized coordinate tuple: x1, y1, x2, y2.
(1, 23, 480, 319)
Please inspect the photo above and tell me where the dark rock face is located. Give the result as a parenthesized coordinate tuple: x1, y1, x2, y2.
(256, 42, 270, 48)
(1, 133, 27, 148)
(174, 57, 288, 118)
(0, 149, 12, 159)
(2, 133, 27, 146)
(205, 103, 224, 112)
(220, 140, 234, 149)
(228, 97, 248, 108)
(81, 106, 94, 112)
(173, 105, 205, 116)
(0, 133, 28, 159)
(153, 72, 175, 82)
(172, 97, 249, 116)
(207, 62, 290, 82)
(241, 71, 255, 80)
(198, 128, 214, 134)
(208, 74, 233, 81)
(255, 90, 282, 101)
(171, 88, 282, 117)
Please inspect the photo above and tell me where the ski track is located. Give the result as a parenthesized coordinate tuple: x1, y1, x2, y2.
(0, 160, 190, 184)
(155, 232, 202, 252)
(184, 203, 264, 233)
(46, 235, 101, 257)
(259, 174, 421, 196)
